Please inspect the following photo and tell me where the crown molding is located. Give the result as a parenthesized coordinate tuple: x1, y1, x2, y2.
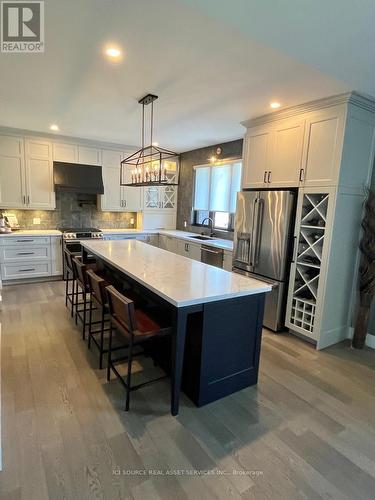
(0, 125, 137, 151)
(241, 91, 375, 129)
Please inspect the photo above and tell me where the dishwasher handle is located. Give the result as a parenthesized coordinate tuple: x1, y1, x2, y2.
(201, 247, 222, 255)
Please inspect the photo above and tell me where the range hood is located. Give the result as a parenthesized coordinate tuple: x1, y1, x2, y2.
(53, 162, 104, 194)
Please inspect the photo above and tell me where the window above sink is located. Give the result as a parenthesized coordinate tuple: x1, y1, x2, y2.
(192, 159, 242, 231)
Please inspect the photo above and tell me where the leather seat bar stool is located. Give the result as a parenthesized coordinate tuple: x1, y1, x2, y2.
(72, 256, 97, 340)
(105, 285, 173, 411)
(86, 269, 124, 369)
(63, 248, 77, 318)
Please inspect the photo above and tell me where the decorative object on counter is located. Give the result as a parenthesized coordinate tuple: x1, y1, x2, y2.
(120, 94, 180, 187)
(1, 213, 20, 232)
(352, 189, 375, 349)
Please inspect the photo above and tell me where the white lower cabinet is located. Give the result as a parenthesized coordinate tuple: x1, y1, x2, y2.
(176, 240, 201, 261)
(223, 251, 233, 271)
(158, 235, 178, 253)
(0, 236, 62, 281)
(51, 236, 63, 275)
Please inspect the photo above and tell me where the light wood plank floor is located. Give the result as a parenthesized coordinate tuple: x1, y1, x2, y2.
(0, 281, 375, 500)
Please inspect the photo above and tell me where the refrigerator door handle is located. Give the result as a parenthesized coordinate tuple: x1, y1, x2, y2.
(252, 198, 264, 266)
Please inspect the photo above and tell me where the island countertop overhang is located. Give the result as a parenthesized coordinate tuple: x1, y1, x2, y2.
(82, 240, 271, 308)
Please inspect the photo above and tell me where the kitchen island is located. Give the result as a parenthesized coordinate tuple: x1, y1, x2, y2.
(82, 240, 271, 415)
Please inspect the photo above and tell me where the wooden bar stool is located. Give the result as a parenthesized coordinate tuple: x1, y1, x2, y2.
(86, 269, 125, 369)
(105, 285, 173, 411)
(63, 248, 77, 318)
(72, 256, 95, 339)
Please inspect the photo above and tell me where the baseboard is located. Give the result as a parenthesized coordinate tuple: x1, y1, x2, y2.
(317, 325, 349, 350)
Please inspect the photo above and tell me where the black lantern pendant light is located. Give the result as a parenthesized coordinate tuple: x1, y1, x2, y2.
(120, 94, 180, 187)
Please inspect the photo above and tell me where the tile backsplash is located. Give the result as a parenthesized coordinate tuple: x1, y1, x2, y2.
(1, 192, 136, 230)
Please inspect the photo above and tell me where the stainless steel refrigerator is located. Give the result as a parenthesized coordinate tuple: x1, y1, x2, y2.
(233, 190, 296, 331)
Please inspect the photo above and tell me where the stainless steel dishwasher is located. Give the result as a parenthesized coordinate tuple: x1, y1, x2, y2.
(200, 245, 224, 268)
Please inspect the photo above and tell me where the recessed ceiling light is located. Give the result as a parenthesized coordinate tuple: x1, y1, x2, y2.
(50, 124, 59, 131)
(105, 46, 122, 60)
(270, 102, 281, 109)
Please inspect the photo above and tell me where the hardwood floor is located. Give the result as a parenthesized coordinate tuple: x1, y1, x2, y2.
(0, 281, 375, 500)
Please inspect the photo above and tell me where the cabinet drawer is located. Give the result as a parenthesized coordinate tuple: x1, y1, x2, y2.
(1, 245, 50, 263)
(1, 262, 51, 280)
(1, 236, 50, 246)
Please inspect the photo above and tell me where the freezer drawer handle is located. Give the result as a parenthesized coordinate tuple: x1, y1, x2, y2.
(18, 268, 35, 272)
(16, 252, 35, 255)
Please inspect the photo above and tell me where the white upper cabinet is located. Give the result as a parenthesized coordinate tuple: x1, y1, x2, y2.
(25, 139, 55, 209)
(100, 149, 123, 211)
(242, 120, 304, 188)
(0, 135, 55, 210)
(53, 143, 78, 163)
(99, 149, 142, 212)
(302, 108, 345, 187)
(0, 135, 25, 208)
(242, 126, 271, 188)
(78, 146, 101, 165)
(242, 102, 350, 190)
(269, 119, 304, 187)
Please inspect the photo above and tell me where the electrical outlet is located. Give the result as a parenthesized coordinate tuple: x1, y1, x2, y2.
(33, 217, 41, 225)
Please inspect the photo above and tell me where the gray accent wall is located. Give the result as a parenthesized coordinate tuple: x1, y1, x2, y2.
(2, 192, 136, 230)
(176, 139, 243, 240)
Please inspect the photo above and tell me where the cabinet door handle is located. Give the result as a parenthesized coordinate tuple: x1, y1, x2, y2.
(299, 168, 305, 182)
(23, 195, 26, 204)
(263, 171, 267, 183)
(124, 200, 127, 207)
(267, 171, 272, 183)
(17, 252, 34, 255)
(19, 268, 35, 272)
(27, 195, 30, 204)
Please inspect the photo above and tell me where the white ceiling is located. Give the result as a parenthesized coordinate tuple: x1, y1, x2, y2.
(0, 0, 370, 152)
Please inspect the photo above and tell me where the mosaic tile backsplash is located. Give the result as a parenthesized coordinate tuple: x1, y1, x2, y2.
(1, 192, 136, 230)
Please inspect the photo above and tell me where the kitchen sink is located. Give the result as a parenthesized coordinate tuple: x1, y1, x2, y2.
(190, 235, 215, 240)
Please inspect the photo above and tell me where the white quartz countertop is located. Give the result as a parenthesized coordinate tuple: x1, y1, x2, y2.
(100, 229, 158, 234)
(0, 228, 234, 251)
(82, 240, 270, 307)
(0, 229, 62, 237)
(159, 230, 234, 251)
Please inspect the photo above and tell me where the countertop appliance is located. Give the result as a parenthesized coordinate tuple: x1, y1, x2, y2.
(201, 245, 224, 268)
(233, 190, 296, 331)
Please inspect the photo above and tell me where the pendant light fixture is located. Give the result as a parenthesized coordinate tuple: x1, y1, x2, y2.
(120, 94, 179, 187)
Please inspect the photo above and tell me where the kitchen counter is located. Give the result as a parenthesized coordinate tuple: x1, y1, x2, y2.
(0, 229, 62, 237)
(82, 239, 268, 307)
(0, 228, 234, 251)
(159, 230, 234, 251)
(81, 239, 269, 415)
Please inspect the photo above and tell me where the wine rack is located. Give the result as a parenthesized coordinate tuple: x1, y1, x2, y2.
(289, 193, 329, 336)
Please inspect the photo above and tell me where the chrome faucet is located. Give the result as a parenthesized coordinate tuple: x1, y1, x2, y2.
(201, 217, 215, 237)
